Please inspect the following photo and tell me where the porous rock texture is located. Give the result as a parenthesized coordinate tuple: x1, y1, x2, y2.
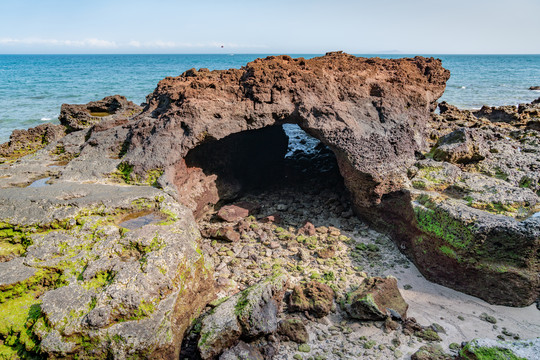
(124, 51, 450, 213)
(119, 52, 537, 306)
(59, 95, 142, 132)
(385, 98, 540, 307)
(0, 99, 214, 358)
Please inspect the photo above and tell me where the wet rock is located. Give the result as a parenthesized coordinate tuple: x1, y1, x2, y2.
(345, 276, 408, 321)
(431, 128, 488, 164)
(529, 86, 540, 90)
(59, 95, 141, 132)
(288, 281, 334, 318)
(278, 318, 309, 343)
(411, 345, 453, 360)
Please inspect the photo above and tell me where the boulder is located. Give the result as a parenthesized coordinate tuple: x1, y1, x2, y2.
(288, 281, 334, 318)
(59, 95, 142, 132)
(124, 52, 449, 211)
(217, 202, 260, 222)
(197, 274, 288, 359)
(345, 276, 408, 321)
(411, 345, 453, 360)
(431, 128, 488, 164)
(277, 318, 309, 343)
(0, 123, 65, 162)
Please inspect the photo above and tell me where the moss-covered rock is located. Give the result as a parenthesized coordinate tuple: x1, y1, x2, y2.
(288, 281, 334, 318)
(345, 276, 408, 321)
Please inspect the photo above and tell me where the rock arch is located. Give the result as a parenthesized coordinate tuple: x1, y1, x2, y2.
(124, 52, 449, 217)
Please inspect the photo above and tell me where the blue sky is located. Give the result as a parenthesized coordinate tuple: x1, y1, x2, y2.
(1, 0, 539, 54)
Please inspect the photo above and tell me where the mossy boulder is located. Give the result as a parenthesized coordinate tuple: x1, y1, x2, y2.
(278, 318, 309, 344)
(288, 281, 334, 318)
(345, 276, 408, 321)
(197, 274, 288, 359)
(412, 344, 453, 360)
(459, 338, 539, 360)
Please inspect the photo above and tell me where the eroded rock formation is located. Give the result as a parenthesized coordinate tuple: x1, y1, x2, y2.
(1, 53, 540, 359)
(124, 51, 450, 213)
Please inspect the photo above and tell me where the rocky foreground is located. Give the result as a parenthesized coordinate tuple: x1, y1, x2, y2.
(0, 52, 539, 359)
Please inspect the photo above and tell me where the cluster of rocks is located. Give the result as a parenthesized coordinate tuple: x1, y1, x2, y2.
(396, 99, 540, 306)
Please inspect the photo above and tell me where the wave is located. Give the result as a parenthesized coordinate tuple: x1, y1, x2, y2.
(40, 117, 52, 121)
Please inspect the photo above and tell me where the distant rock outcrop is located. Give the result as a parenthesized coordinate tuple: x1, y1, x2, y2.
(59, 95, 142, 132)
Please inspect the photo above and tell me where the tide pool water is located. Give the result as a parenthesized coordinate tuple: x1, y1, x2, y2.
(0, 54, 539, 142)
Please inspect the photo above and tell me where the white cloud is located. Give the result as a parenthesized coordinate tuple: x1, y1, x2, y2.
(0, 37, 118, 48)
(0, 38, 267, 50)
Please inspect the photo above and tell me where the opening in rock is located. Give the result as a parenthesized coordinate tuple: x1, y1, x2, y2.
(175, 123, 350, 222)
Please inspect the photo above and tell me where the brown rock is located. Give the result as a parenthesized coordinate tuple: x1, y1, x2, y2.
(278, 318, 309, 343)
(345, 276, 408, 321)
(261, 213, 282, 224)
(201, 226, 240, 242)
(317, 246, 336, 259)
(0, 123, 65, 161)
(124, 52, 449, 213)
(288, 281, 334, 318)
(59, 95, 141, 132)
(217, 202, 259, 222)
(298, 222, 316, 236)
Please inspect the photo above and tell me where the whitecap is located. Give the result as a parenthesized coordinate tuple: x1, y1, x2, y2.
(460, 86, 466, 89)
(40, 117, 51, 121)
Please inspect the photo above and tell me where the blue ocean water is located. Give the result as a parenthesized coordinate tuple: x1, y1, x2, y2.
(0, 54, 539, 142)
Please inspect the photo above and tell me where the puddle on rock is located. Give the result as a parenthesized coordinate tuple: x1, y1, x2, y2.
(118, 211, 166, 230)
(27, 177, 51, 188)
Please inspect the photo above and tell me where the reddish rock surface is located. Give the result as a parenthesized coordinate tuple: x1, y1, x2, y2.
(217, 202, 260, 222)
(0, 123, 65, 161)
(124, 52, 449, 214)
(59, 95, 142, 132)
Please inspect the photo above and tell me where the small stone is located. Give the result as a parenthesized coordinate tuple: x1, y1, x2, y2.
(299, 222, 316, 236)
(480, 312, 497, 324)
(430, 323, 446, 334)
(276, 203, 288, 211)
(403, 284, 413, 290)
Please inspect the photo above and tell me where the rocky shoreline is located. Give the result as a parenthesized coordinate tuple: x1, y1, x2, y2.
(0, 52, 538, 359)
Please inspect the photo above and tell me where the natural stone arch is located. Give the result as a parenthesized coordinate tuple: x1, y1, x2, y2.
(124, 52, 449, 216)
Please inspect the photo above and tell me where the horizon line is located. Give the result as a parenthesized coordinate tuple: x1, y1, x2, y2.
(1, 52, 540, 56)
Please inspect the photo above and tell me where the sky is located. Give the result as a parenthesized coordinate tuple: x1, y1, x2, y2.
(0, 0, 539, 54)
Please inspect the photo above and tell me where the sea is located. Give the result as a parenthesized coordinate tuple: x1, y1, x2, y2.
(0, 54, 539, 143)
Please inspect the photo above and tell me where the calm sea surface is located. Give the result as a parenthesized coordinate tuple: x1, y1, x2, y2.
(1, 54, 539, 142)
